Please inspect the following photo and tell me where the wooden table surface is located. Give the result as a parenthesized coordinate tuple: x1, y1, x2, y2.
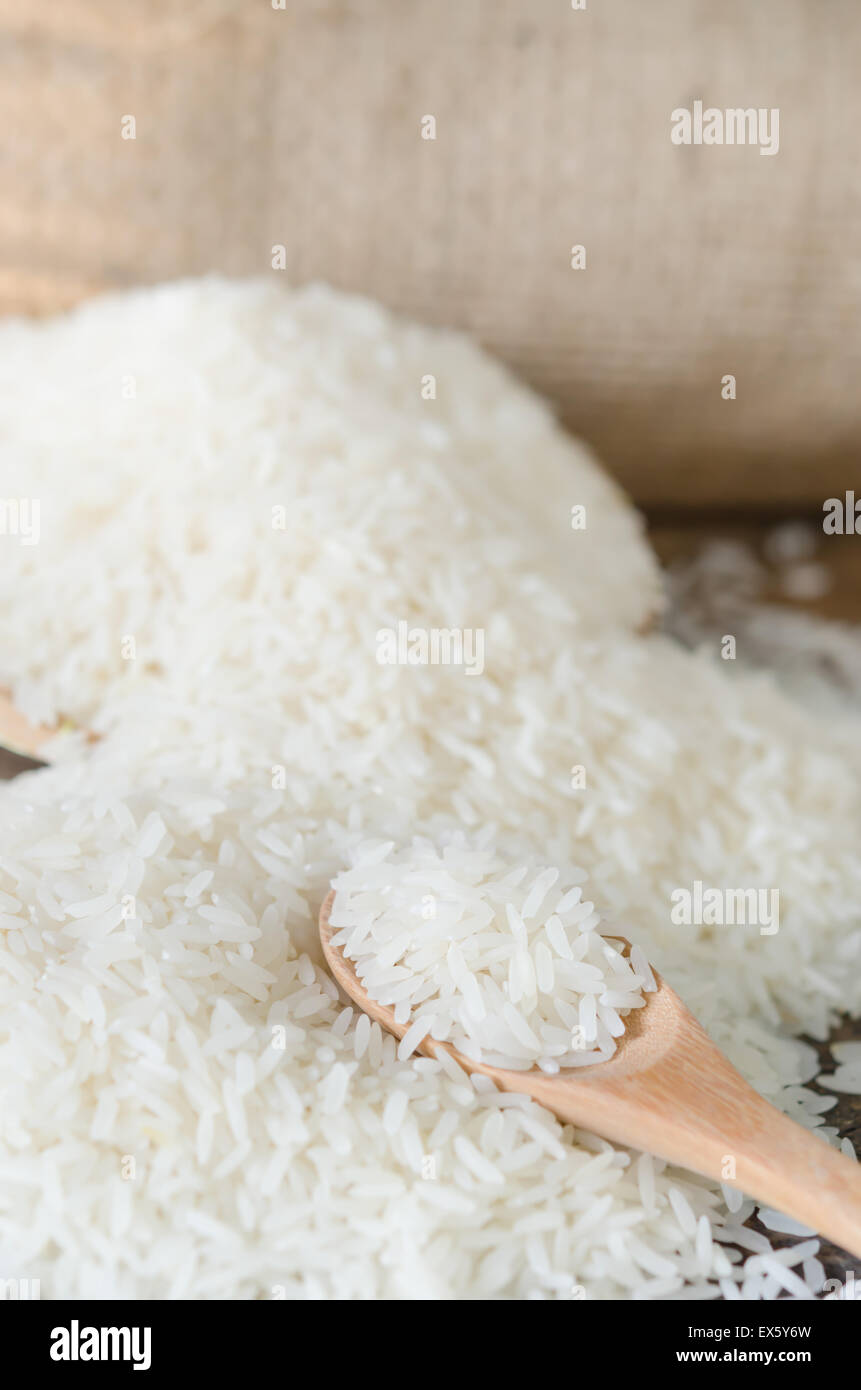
(650, 515, 861, 624)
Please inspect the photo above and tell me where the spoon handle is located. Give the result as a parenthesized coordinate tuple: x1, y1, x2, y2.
(320, 894, 861, 1258)
(0, 690, 53, 759)
(540, 998, 861, 1258)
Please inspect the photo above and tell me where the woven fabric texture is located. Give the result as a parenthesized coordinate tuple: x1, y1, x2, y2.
(1, 0, 857, 506)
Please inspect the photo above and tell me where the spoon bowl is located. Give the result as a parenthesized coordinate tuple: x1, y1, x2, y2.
(320, 887, 861, 1258)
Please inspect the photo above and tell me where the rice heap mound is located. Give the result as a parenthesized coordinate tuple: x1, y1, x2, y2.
(0, 278, 658, 733)
(0, 279, 859, 1301)
(330, 838, 656, 1070)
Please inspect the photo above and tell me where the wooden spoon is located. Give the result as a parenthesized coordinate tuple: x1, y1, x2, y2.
(320, 889, 861, 1258)
(0, 689, 56, 760)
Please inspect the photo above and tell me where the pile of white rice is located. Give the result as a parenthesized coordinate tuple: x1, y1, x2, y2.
(0, 278, 659, 733)
(330, 838, 656, 1070)
(0, 279, 859, 1300)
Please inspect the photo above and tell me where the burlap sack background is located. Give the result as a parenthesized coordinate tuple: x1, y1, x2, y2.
(2, 0, 859, 508)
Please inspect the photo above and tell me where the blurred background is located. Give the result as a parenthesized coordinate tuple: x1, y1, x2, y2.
(2, 0, 859, 1282)
(1, 0, 859, 611)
